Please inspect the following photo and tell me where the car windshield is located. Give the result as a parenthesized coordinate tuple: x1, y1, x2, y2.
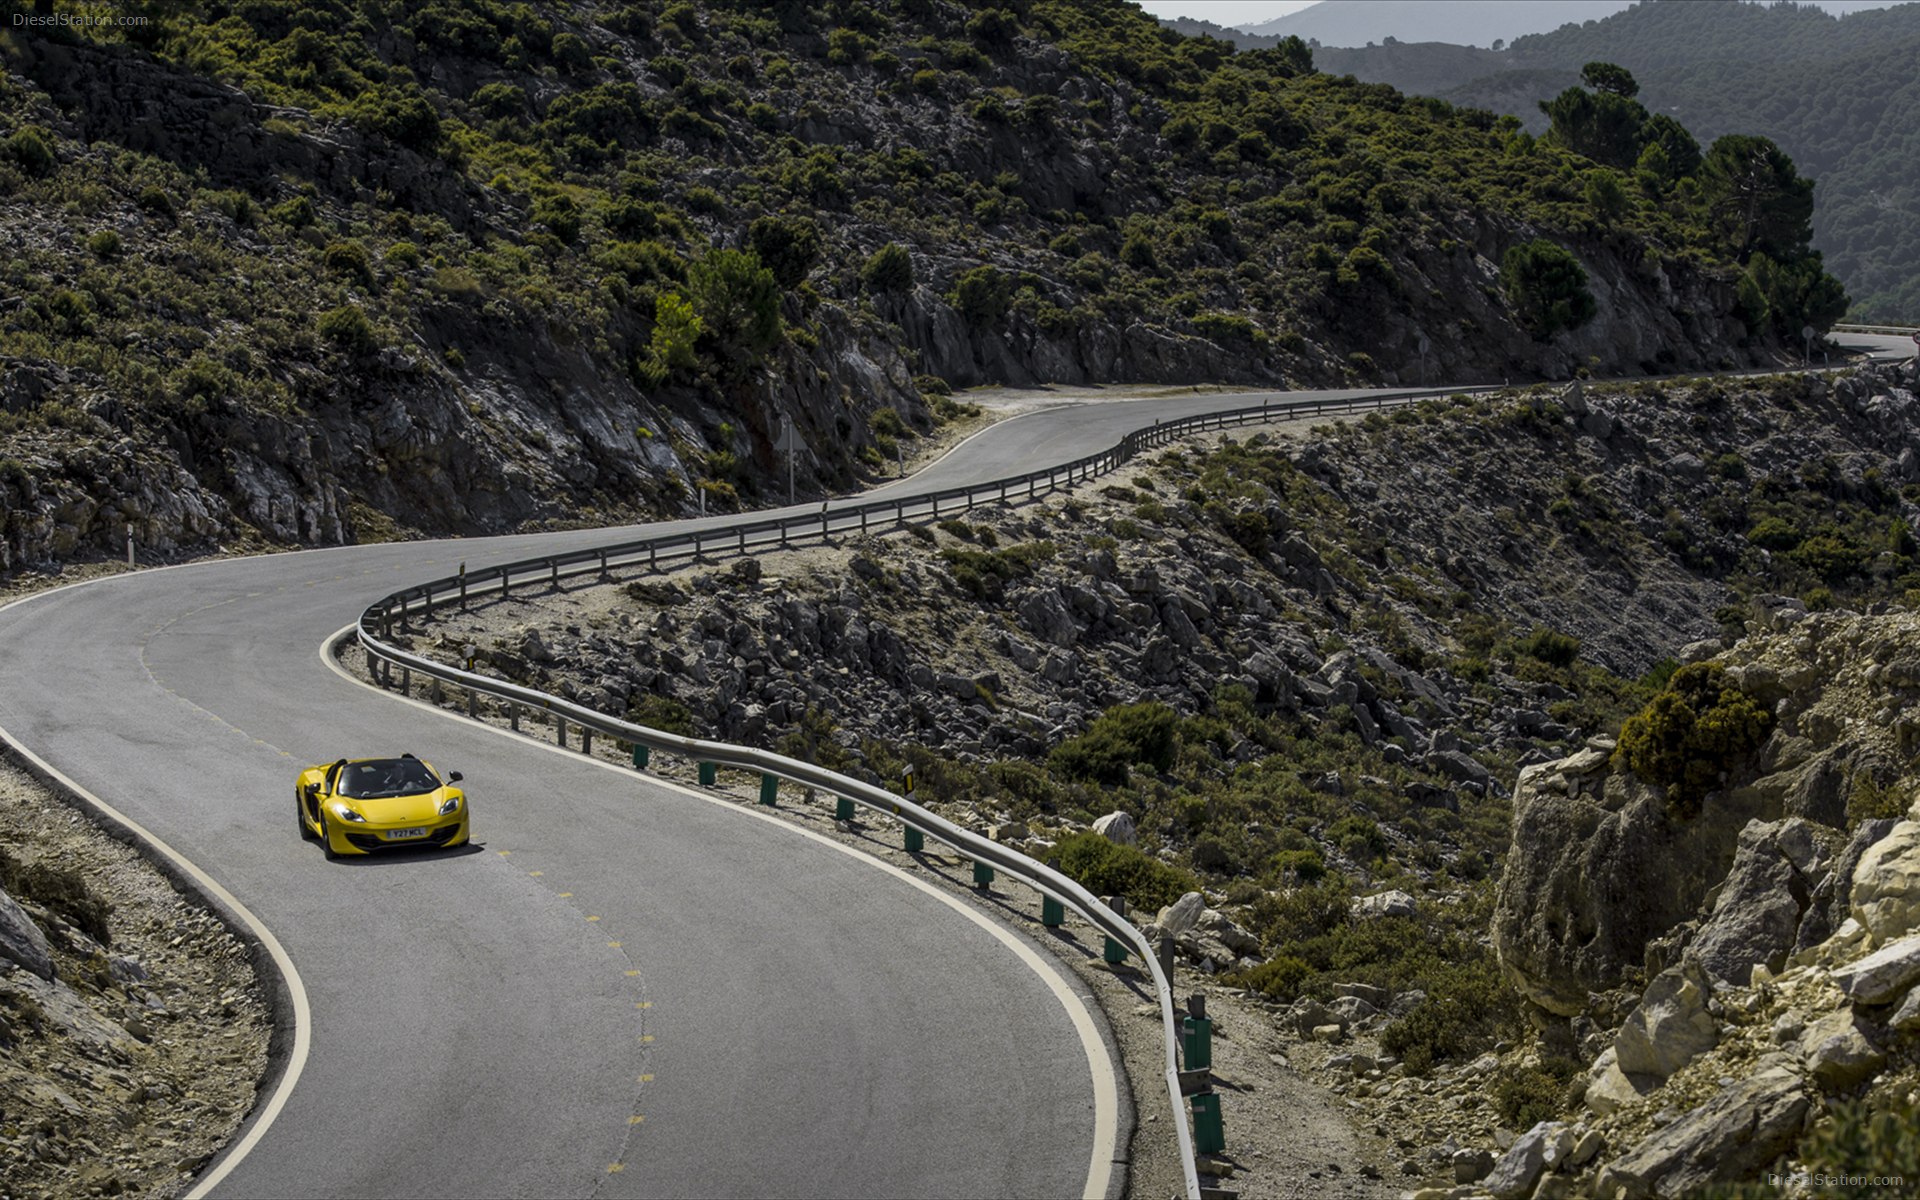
(337, 758, 440, 799)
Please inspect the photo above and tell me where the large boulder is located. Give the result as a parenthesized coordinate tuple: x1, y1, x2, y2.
(1797, 1010, 1885, 1090)
(1484, 1121, 1571, 1200)
(0, 887, 53, 981)
(1850, 819, 1920, 942)
(1830, 933, 1920, 1005)
(1688, 818, 1821, 985)
(1598, 1061, 1808, 1199)
(1091, 811, 1137, 846)
(1797, 818, 1899, 952)
(1495, 750, 1779, 1016)
(1613, 959, 1719, 1080)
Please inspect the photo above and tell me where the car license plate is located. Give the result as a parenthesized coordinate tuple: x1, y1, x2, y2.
(386, 827, 427, 840)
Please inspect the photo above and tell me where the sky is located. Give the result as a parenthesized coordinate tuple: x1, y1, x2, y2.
(1136, 0, 1904, 32)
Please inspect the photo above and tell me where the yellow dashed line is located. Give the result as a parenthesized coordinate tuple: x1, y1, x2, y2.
(558, 892, 572, 898)
(640, 1035, 654, 1044)
(636, 1001, 651, 1009)
(638, 1074, 652, 1083)
(624, 970, 640, 977)
(497, 850, 511, 857)
(528, 870, 543, 877)
(607, 941, 622, 948)
(628, 1115, 645, 1126)
(607, 1163, 625, 1174)
(586, 915, 600, 922)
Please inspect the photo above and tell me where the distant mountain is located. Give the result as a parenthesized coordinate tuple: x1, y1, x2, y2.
(1248, 0, 1920, 322)
(1237, 0, 1636, 48)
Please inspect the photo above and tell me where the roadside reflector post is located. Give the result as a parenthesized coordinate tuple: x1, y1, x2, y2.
(1190, 1090, 1225, 1156)
(698, 762, 717, 787)
(633, 744, 650, 769)
(972, 861, 994, 889)
(834, 795, 855, 822)
(759, 773, 778, 806)
(1182, 993, 1214, 1071)
(1041, 896, 1065, 927)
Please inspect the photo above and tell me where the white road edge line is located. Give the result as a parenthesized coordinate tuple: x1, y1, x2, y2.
(320, 626, 1121, 1200)
(0, 579, 313, 1200)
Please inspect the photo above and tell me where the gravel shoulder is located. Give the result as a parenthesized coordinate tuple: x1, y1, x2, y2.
(0, 751, 271, 1200)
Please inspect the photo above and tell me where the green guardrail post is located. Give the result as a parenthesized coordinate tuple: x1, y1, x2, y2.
(835, 795, 855, 822)
(698, 762, 717, 787)
(632, 744, 650, 769)
(1190, 1091, 1224, 1156)
(904, 826, 924, 853)
(759, 773, 778, 806)
(1041, 896, 1064, 927)
(1103, 936, 1128, 965)
(972, 861, 994, 889)
(1182, 1013, 1214, 1071)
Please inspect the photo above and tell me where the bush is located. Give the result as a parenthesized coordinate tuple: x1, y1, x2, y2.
(1227, 955, 1311, 1001)
(1050, 702, 1179, 785)
(1615, 662, 1774, 816)
(687, 248, 780, 366)
(1380, 958, 1522, 1074)
(1789, 1095, 1920, 1198)
(747, 215, 822, 288)
(0, 848, 112, 946)
(5, 125, 56, 176)
(1501, 239, 1596, 339)
(1491, 1058, 1582, 1127)
(317, 305, 378, 354)
(1515, 627, 1581, 668)
(85, 230, 121, 260)
(861, 242, 914, 293)
(1045, 831, 1198, 912)
(629, 694, 695, 736)
(323, 240, 375, 286)
(948, 265, 1012, 326)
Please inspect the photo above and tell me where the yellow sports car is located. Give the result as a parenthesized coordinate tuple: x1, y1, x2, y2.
(295, 754, 469, 858)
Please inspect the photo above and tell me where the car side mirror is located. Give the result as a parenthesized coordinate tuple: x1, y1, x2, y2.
(448, 771, 463, 783)
(304, 783, 319, 800)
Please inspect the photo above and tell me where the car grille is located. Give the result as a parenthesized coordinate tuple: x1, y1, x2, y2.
(343, 826, 460, 853)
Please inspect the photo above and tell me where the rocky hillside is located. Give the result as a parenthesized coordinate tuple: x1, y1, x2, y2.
(0, 753, 270, 1198)
(0, 0, 1831, 575)
(378, 360, 1920, 1192)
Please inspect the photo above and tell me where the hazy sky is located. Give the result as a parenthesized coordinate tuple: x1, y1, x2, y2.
(1138, 0, 1903, 31)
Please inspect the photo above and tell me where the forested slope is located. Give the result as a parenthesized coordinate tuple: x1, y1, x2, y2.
(0, 0, 1823, 573)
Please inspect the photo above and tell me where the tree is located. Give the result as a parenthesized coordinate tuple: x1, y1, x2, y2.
(947, 265, 1013, 327)
(860, 242, 914, 293)
(746, 215, 821, 288)
(1639, 114, 1700, 179)
(1540, 83, 1647, 171)
(1698, 134, 1814, 262)
(1580, 61, 1639, 98)
(1501, 240, 1596, 339)
(642, 292, 703, 384)
(687, 249, 781, 368)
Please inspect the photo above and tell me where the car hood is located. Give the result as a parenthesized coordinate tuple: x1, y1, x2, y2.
(341, 788, 458, 823)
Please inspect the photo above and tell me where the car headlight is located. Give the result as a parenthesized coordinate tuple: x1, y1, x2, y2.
(438, 794, 461, 815)
(331, 804, 367, 823)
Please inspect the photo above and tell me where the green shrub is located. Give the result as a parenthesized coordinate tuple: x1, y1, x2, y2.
(1227, 955, 1311, 1001)
(5, 125, 56, 176)
(687, 248, 780, 366)
(948, 265, 1012, 326)
(1049, 702, 1179, 785)
(1045, 831, 1198, 912)
(1515, 627, 1581, 668)
(629, 694, 695, 736)
(272, 196, 316, 228)
(861, 241, 914, 293)
(1491, 1058, 1582, 1127)
(1380, 958, 1522, 1074)
(748, 215, 822, 288)
(85, 230, 122, 260)
(1747, 516, 1802, 550)
(1501, 239, 1596, 338)
(1268, 847, 1326, 882)
(137, 186, 175, 217)
(323, 240, 375, 286)
(317, 305, 378, 353)
(1615, 663, 1774, 816)
(1788, 1095, 1920, 1198)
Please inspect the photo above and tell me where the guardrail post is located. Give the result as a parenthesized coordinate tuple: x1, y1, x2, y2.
(649, 543, 657, 571)
(549, 560, 559, 590)
(466, 689, 475, 719)
(1102, 895, 1129, 964)
(759, 773, 778, 806)
(423, 586, 433, 619)
(381, 610, 392, 638)
(598, 552, 609, 582)
(509, 703, 520, 731)
(459, 564, 467, 610)
(1190, 1090, 1225, 1156)
(556, 716, 567, 748)
(972, 861, 994, 889)
(834, 795, 854, 822)
(860, 509, 868, 533)
(1041, 896, 1064, 927)
(1182, 994, 1213, 1071)
(500, 570, 510, 598)
(581, 728, 593, 755)
(633, 744, 650, 769)
(904, 825, 924, 853)
(931, 495, 939, 518)
(739, 528, 747, 553)
(400, 668, 410, 696)
(698, 762, 717, 787)
(430, 679, 442, 705)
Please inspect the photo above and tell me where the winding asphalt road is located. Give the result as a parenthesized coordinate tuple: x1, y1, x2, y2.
(0, 342, 1910, 1198)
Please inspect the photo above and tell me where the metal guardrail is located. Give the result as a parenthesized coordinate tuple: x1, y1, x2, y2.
(352, 383, 1492, 1200)
(1833, 322, 1919, 336)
